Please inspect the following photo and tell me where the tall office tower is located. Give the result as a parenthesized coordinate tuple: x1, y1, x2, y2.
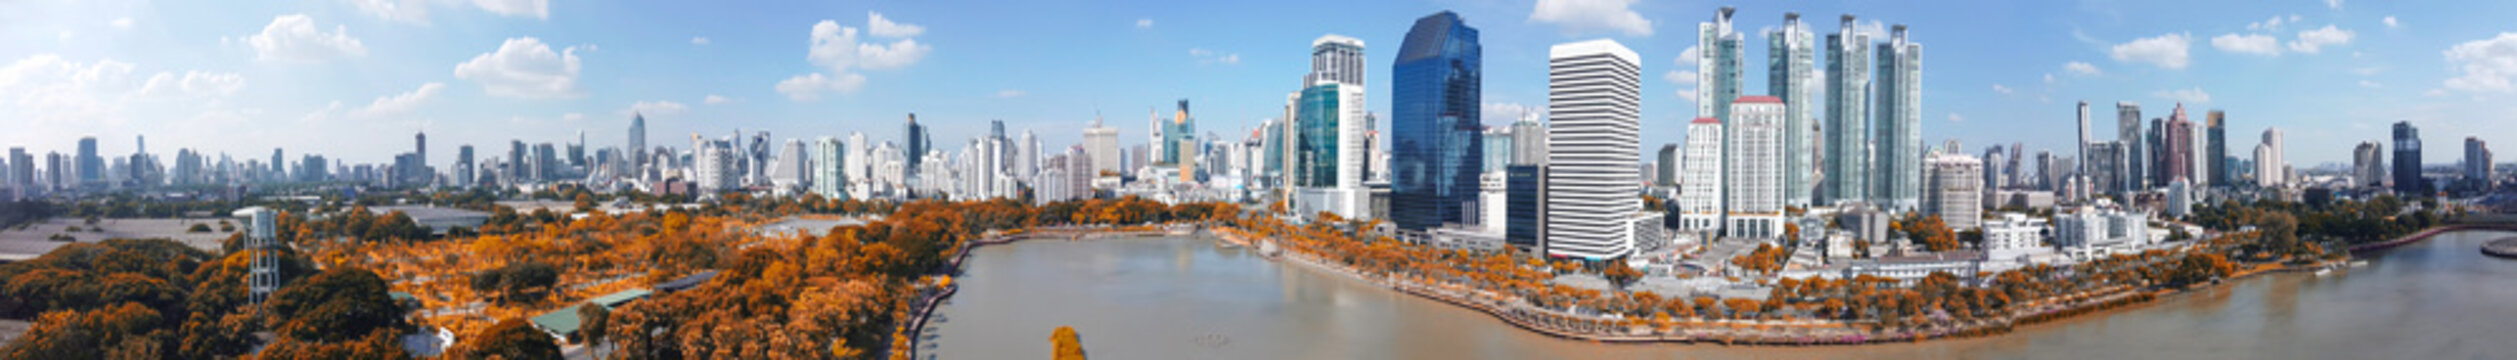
(536, 143, 561, 181)
(2116, 103, 2145, 192)
(1726, 97, 1786, 239)
(1306, 34, 1367, 88)
(1511, 116, 1546, 165)
(772, 139, 809, 192)
(1872, 24, 1923, 210)
(456, 145, 475, 188)
(2077, 101, 2091, 178)
(270, 149, 285, 182)
(905, 114, 929, 180)
(1982, 147, 2009, 190)
(2259, 128, 2287, 188)
(2184, 108, 2207, 188)
(45, 153, 64, 190)
(1543, 39, 1640, 260)
(847, 132, 871, 184)
(629, 113, 646, 174)
(2147, 118, 2167, 186)
(1166, 100, 1199, 180)
(2034, 150, 2056, 190)
(1281, 92, 1304, 189)
(1923, 153, 1985, 230)
(2392, 122, 2423, 195)
(1769, 13, 1820, 206)
(1391, 11, 1482, 232)
(415, 131, 427, 172)
(508, 141, 527, 183)
(2468, 137, 2495, 188)
(696, 138, 738, 192)
(2204, 110, 2228, 188)
(1296, 81, 1369, 220)
(2355, 142, 2386, 189)
(1821, 15, 1873, 205)
(9, 148, 30, 194)
(1019, 130, 1040, 182)
(2163, 106, 2193, 183)
(1655, 144, 1680, 187)
(1484, 127, 1516, 174)
(2006, 143, 2025, 188)
(76, 136, 100, 189)
(1084, 115, 1120, 176)
(748, 131, 773, 185)
(1678, 117, 1724, 232)
(1148, 108, 1167, 167)
(1697, 7, 1745, 123)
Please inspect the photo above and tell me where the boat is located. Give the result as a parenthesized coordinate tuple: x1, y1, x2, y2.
(2349, 260, 2369, 268)
(2313, 268, 2334, 277)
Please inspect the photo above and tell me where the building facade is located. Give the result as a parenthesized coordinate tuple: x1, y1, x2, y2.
(1770, 12, 1819, 207)
(1821, 15, 1872, 205)
(1679, 118, 1724, 233)
(1727, 97, 1786, 239)
(1923, 153, 1984, 230)
(2393, 122, 2421, 195)
(1391, 11, 1483, 232)
(1872, 25, 1923, 211)
(1543, 39, 1641, 260)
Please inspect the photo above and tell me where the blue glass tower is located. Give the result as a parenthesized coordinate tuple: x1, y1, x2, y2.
(1390, 11, 1481, 232)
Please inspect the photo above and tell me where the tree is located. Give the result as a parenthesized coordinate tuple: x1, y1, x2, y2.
(0, 302, 164, 360)
(470, 261, 560, 304)
(575, 304, 610, 345)
(1050, 326, 1086, 360)
(575, 193, 597, 213)
(262, 267, 404, 342)
(1602, 262, 1643, 290)
(451, 318, 561, 360)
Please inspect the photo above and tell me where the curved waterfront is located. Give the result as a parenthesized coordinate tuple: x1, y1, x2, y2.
(2485, 238, 2517, 258)
(924, 230, 2517, 359)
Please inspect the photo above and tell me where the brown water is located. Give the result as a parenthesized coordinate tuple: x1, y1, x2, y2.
(924, 231, 2517, 360)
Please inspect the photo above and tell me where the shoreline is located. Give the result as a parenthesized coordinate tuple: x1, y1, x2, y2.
(908, 224, 2498, 352)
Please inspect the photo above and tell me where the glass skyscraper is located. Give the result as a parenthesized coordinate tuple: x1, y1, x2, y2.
(1768, 13, 1818, 207)
(1391, 11, 1481, 232)
(1820, 15, 1871, 205)
(1873, 25, 1922, 210)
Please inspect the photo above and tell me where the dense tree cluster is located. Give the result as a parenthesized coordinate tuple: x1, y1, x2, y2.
(0, 238, 405, 359)
(2192, 196, 2438, 258)
(1728, 243, 1793, 275)
(1899, 214, 1960, 252)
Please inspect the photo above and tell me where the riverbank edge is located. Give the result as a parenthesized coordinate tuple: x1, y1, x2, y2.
(898, 226, 1179, 360)
(905, 224, 2493, 352)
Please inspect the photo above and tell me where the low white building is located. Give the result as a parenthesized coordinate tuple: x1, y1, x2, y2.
(2052, 205, 2152, 258)
(1980, 212, 2053, 266)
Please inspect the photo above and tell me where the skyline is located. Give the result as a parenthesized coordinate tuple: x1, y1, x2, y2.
(5, 0, 2516, 168)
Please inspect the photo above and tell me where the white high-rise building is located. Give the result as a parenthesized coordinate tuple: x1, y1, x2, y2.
(1019, 130, 1040, 183)
(2257, 128, 2284, 187)
(811, 137, 846, 200)
(1873, 25, 1923, 211)
(1295, 81, 1369, 221)
(771, 139, 809, 194)
(1679, 117, 1724, 233)
(1306, 34, 1366, 88)
(1697, 7, 1744, 122)
(694, 139, 738, 192)
(1543, 39, 1640, 260)
(1769, 13, 1820, 207)
(1083, 116, 1119, 177)
(847, 132, 870, 186)
(1923, 153, 1984, 230)
(1726, 97, 1786, 239)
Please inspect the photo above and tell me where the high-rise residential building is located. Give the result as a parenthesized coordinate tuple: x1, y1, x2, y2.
(2206, 110, 2227, 187)
(1678, 118, 1724, 233)
(2259, 128, 2286, 188)
(2392, 122, 2423, 195)
(76, 136, 100, 189)
(2467, 137, 2494, 188)
(1821, 15, 1872, 205)
(2077, 101, 2091, 178)
(2116, 103, 2145, 192)
(1872, 24, 1923, 211)
(1924, 152, 1984, 230)
(1726, 97, 1786, 239)
(1296, 81, 1369, 220)
(1511, 116, 1545, 165)
(1697, 7, 1744, 123)
(8, 148, 31, 194)
(813, 137, 846, 200)
(1543, 39, 1640, 260)
(696, 138, 738, 192)
(905, 114, 929, 180)
(2355, 141, 2386, 189)
(2162, 105, 2193, 183)
(1769, 12, 1819, 207)
(1655, 144, 1680, 187)
(1019, 130, 1040, 182)
(1306, 34, 1366, 88)
(1083, 116, 1119, 177)
(629, 113, 647, 175)
(1391, 11, 1482, 232)
(1982, 146, 2009, 190)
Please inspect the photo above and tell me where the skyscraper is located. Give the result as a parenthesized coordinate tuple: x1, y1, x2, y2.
(1697, 7, 1744, 123)
(1821, 15, 1872, 205)
(2206, 110, 2227, 187)
(1873, 24, 1923, 211)
(2116, 103, 2145, 192)
(1296, 81, 1368, 220)
(629, 112, 647, 175)
(2393, 122, 2423, 195)
(1923, 152, 1984, 230)
(2162, 105, 2193, 183)
(1543, 39, 1640, 260)
(2077, 101, 2091, 178)
(76, 136, 100, 189)
(2467, 137, 2494, 189)
(1679, 117, 1723, 233)
(1084, 115, 1119, 176)
(812, 137, 847, 200)
(905, 114, 929, 180)
(1306, 35, 1366, 88)
(1769, 12, 1819, 207)
(456, 145, 475, 189)
(1655, 144, 1679, 187)
(1726, 97, 1786, 239)
(2259, 128, 2286, 188)
(1391, 11, 1482, 232)
(2355, 141, 2386, 189)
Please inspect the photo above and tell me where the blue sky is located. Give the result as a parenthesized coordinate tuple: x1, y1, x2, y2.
(4, 0, 2515, 169)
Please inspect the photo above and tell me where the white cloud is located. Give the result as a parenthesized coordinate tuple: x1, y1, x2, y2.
(1947, 113, 1965, 123)
(626, 100, 687, 117)
(1529, 0, 1653, 37)
(1135, 18, 1154, 29)
(2289, 25, 2354, 54)
(2064, 61, 2103, 76)
(994, 89, 1026, 98)
(562, 112, 586, 122)
(2247, 15, 2294, 31)
(2110, 33, 2191, 69)
(1852, 19, 1888, 41)
(2383, 16, 2399, 29)
(2359, 80, 2382, 88)
(2211, 33, 2281, 56)
(244, 14, 368, 63)
(1661, 69, 1699, 102)
(703, 94, 730, 105)
(353, 0, 429, 24)
(1991, 84, 2014, 95)
(2444, 33, 2517, 93)
(1188, 48, 1240, 65)
(690, 37, 710, 45)
(109, 17, 132, 29)
(808, 17, 931, 72)
(2153, 87, 2212, 104)
(2044, 73, 2057, 84)
(868, 12, 925, 38)
(350, 82, 444, 118)
(452, 37, 585, 99)
(776, 72, 865, 101)
(140, 71, 246, 98)
(1673, 46, 1700, 68)
(1483, 102, 1536, 123)
(2325, 0, 2342, 10)
(470, 0, 548, 19)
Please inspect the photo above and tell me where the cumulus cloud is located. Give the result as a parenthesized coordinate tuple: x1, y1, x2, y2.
(2248, 14, 2300, 31)
(350, 82, 444, 118)
(868, 13, 924, 38)
(703, 94, 730, 105)
(1947, 113, 1965, 123)
(0, 55, 249, 132)
(453, 37, 585, 99)
(2383, 16, 2399, 29)
(1483, 102, 1537, 123)
(1135, 18, 1154, 29)
(2110, 33, 2191, 69)
(1991, 84, 2013, 95)
(776, 72, 865, 101)
(1529, 0, 1653, 37)
(2288, 25, 2354, 54)
(244, 14, 368, 62)
(140, 71, 247, 98)
(626, 100, 687, 117)
(2325, 0, 2342, 10)
(2153, 87, 2211, 104)
(2444, 33, 2517, 93)
(783, 14, 931, 101)
(2211, 33, 2281, 56)
(470, 0, 549, 19)
(2063, 61, 2103, 76)
(353, 0, 429, 24)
